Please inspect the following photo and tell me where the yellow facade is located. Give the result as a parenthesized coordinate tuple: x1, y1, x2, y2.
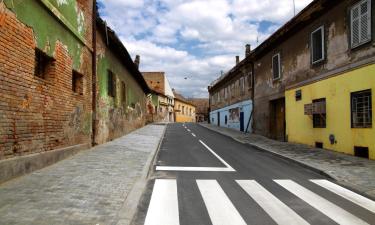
(174, 100, 196, 123)
(286, 64, 375, 160)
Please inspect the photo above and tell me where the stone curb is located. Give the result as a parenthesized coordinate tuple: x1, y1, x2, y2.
(116, 124, 167, 225)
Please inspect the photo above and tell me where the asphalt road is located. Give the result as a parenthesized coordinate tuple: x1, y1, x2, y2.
(132, 123, 375, 225)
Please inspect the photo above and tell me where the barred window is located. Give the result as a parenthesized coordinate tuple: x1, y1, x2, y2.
(351, 0, 372, 48)
(313, 98, 326, 128)
(351, 90, 372, 128)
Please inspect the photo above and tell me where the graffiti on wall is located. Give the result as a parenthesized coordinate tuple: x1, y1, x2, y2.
(229, 107, 240, 122)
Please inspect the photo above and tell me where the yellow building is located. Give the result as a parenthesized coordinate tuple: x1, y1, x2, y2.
(173, 92, 196, 123)
(286, 64, 374, 160)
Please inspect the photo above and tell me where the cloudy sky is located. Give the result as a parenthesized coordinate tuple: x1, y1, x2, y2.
(98, 0, 313, 98)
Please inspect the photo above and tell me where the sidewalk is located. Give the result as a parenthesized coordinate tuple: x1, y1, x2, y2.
(0, 124, 166, 225)
(200, 123, 375, 199)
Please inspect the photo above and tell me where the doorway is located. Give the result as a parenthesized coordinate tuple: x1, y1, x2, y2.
(217, 112, 220, 126)
(240, 112, 244, 132)
(270, 98, 285, 141)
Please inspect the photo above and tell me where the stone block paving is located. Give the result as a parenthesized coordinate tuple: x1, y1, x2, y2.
(200, 123, 375, 199)
(0, 124, 165, 225)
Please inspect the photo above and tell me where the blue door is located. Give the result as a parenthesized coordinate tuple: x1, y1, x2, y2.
(240, 112, 244, 132)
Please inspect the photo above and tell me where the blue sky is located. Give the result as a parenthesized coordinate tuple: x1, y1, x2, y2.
(98, 0, 313, 98)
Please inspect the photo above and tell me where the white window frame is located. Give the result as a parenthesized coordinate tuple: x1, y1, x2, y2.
(350, 0, 372, 48)
(272, 53, 281, 80)
(311, 25, 325, 64)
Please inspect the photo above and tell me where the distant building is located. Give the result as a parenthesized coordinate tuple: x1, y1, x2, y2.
(142, 72, 175, 122)
(173, 90, 196, 123)
(188, 98, 209, 122)
(208, 46, 254, 132)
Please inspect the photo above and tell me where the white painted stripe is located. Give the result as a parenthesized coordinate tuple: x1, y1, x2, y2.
(187, 129, 191, 132)
(156, 166, 235, 172)
(144, 179, 179, 225)
(197, 180, 247, 225)
(237, 180, 309, 225)
(192, 133, 196, 137)
(275, 180, 369, 225)
(199, 140, 235, 171)
(311, 179, 375, 213)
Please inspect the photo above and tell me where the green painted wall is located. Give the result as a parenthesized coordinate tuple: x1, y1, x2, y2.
(96, 38, 146, 110)
(4, 0, 87, 70)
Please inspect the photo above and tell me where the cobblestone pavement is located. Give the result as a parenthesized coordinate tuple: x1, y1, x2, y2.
(0, 124, 165, 225)
(200, 123, 375, 199)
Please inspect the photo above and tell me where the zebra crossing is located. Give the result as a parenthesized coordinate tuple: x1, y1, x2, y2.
(144, 179, 375, 225)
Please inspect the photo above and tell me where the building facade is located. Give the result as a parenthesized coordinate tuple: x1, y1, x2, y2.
(283, 0, 375, 159)
(94, 18, 150, 144)
(0, 0, 94, 160)
(208, 49, 254, 132)
(174, 91, 196, 123)
(0, 1, 152, 182)
(142, 72, 175, 122)
(188, 98, 209, 122)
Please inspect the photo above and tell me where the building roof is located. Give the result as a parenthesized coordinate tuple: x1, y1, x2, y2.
(173, 90, 196, 107)
(209, 0, 337, 92)
(142, 72, 175, 98)
(96, 17, 150, 93)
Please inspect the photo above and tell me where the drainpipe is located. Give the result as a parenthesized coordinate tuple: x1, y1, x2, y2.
(92, 0, 97, 146)
(251, 61, 255, 133)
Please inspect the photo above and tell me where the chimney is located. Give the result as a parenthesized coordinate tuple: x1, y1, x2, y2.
(236, 56, 240, 65)
(134, 55, 140, 69)
(245, 44, 251, 57)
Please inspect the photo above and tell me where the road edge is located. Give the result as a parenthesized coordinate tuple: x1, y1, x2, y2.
(116, 124, 167, 225)
(197, 124, 334, 180)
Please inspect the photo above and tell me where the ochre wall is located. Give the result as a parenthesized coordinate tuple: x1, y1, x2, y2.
(286, 64, 375, 159)
(175, 100, 196, 123)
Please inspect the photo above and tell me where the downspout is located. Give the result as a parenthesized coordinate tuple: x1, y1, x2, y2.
(91, 0, 97, 146)
(251, 61, 255, 133)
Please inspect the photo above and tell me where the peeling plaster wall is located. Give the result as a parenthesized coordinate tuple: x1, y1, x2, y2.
(253, 0, 375, 138)
(0, 1, 93, 160)
(95, 31, 147, 144)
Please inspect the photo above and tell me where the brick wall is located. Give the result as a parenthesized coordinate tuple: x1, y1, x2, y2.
(0, 2, 92, 160)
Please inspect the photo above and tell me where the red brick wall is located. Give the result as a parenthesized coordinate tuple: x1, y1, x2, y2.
(0, 3, 92, 160)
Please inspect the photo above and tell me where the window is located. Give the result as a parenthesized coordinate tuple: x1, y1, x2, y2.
(248, 72, 253, 89)
(272, 53, 281, 79)
(311, 26, 325, 64)
(351, 0, 372, 48)
(72, 70, 83, 95)
(107, 70, 116, 97)
(295, 90, 302, 101)
(121, 82, 126, 103)
(313, 98, 326, 128)
(34, 48, 54, 79)
(182, 106, 185, 114)
(351, 89, 372, 128)
(354, 146, 369, 159)
(240, 77, 245, 94)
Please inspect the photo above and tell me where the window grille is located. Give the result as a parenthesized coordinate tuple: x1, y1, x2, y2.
(313, 98, 326, 128)
(351, 90, 372, 128)
(351, 0, 372, 48)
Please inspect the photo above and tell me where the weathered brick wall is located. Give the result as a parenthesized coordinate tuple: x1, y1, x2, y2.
(95, 30, 147, 144)
(0, 2, 92, 160)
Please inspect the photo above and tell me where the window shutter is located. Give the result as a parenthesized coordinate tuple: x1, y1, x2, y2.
(351, 0, 372, 48)
(352, 6, 360, 47)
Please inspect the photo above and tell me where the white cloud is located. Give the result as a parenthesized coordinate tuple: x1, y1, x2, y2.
(98, 0, 313, 98)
